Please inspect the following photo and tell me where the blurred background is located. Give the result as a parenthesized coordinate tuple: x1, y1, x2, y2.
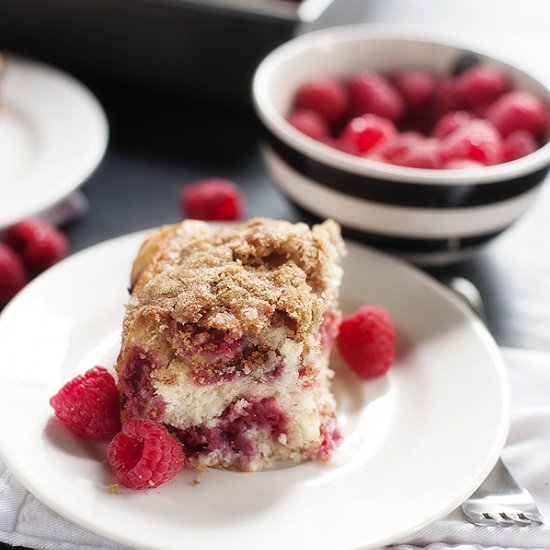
(0, 0, 549, 352)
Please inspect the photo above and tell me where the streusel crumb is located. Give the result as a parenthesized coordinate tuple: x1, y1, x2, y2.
(108, 483, 122, 495)
(124, 218, 344, 348)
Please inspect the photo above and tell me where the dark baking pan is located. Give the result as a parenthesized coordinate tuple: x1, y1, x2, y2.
(0, 0, 335, 102)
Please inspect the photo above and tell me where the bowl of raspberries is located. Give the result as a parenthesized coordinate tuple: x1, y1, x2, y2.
(252, 25, 550, 264)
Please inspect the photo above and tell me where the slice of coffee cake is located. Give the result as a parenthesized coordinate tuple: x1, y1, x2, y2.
(115, 218, 345, 471)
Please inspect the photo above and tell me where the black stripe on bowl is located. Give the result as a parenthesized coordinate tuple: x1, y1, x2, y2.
(263, 130, 549, 208)
(289, 200, 504, 253)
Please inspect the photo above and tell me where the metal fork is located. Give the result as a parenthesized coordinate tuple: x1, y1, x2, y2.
(445, 277, 544, 527)
(462, 458, 544, 526)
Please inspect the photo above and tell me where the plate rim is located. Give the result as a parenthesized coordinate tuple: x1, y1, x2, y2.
(0, 229, 510, 549)
(0, 54, 109, 228)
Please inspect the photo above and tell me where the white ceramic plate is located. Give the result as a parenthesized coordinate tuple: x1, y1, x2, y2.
(0, 231, 509, 550)
(0, 55, 108, 228)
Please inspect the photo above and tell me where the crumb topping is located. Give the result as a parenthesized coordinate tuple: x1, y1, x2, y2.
(107, 483, 122, 495)
(124, 218, 344, 345)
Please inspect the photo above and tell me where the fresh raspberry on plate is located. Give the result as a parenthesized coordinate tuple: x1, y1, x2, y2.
(340, 114, 397, 154)
(107, 418, 185, 490)
(486, 91, 549, 139)
(3, 219, 68, 275)
(337, 305, 395, 380)
(293, 77, 350, 125)
(432, 110, 473, 140)
(287, 109, 330, 140)
(457, 65, 508, 107)
(502, 130, 539, 162)
(348, 71, 405, 121)
(182, 178, 244, 221)
(0, 244, 28, 306)
(441, 119, 503, 165)
(50, 366, 121, 440)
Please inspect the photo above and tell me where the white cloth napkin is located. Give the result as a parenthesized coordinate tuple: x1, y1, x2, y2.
(1, 347, 549, 550)
(392, 346, 550, 550)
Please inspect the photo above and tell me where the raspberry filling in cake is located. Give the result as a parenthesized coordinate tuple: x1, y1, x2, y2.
(115, 218, 345, 471)
(176, 396, 288, 468)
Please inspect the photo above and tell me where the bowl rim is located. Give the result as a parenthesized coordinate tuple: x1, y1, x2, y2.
(252, 24, 550, 185)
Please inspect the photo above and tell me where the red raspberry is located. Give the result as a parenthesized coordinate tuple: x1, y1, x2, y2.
(293, 77, 350, 125)
(348, 71, 405, 121)
(0, 244, 29, 306)
(432, 110, 473, 140)
(3, 219, 68, 275)
(337, 305, 395, 379)
(457, 65, 508, 108)
(393, 70, 438, 113)
(287, 109, 330, 140)
(107, 418, 185, 490)
(441, 119, 503, 165)
(383, 134, 442, 169)
(368, 131, 423, 161)
(468, 101, 491, 119)
(502, 130, 539, 162)
(431, 77, 464, 120)
(486, 91, 549, 139)
(340, 114, 397, 154)
(182, 179, 244, 221)
(50, 366, 121, 440)
(320, 136, 359, 155)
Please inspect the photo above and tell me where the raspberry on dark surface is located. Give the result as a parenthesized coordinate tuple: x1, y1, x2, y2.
(337, 305, 395, 380)
(49, 366, 121, 440)
(348, 71, 405, 121)
(486, 91, 549, 139)
(107, 418, 185, 490)
(287, 109, 330, 140)
(340, 114, 397, 154)
(181, 178, 244, 221)
(0, 244, 29, 306)
(3, 219, 68, 276)
(293, 77, 350, 125)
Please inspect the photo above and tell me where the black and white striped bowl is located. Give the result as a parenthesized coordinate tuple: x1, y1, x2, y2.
(252, 26, 550, 265)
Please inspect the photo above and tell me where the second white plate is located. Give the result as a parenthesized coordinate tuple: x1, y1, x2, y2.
(0, 55, 108, 228)
(0, 232, 509, 549)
